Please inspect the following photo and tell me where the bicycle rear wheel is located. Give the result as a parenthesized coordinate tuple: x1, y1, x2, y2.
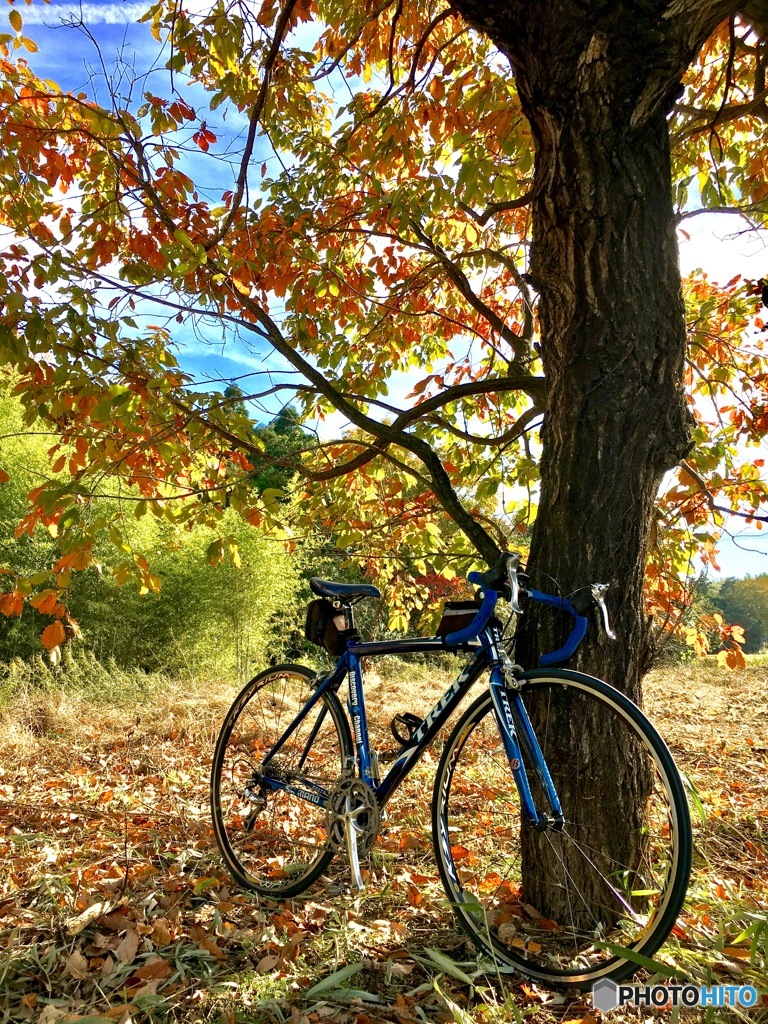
(211, 664, 352, 898)
(432, 669, 691, 987)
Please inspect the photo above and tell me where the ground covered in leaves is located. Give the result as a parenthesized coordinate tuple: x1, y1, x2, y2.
(0, 657, 766, 1024)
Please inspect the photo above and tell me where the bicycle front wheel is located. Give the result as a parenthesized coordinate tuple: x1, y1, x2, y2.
(211, 664, 352, 898)
(432, 669, 691, 987)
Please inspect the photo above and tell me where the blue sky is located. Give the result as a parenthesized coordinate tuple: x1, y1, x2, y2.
(12, 0, 768, 578)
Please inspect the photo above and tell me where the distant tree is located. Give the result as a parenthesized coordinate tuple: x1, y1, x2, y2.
(251, 406, 308, 495)
(714, 575, 768, 653)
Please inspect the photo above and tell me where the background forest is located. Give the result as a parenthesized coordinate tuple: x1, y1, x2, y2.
(3, 374, 766, 690)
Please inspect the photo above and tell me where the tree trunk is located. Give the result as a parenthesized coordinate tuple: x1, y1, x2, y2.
(451, 3, 696, 925)
(525, 81, 692, 683)
(519, 100, 692, 924)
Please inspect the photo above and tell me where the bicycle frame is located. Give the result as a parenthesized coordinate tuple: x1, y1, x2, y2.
(259, 625, 564, 828)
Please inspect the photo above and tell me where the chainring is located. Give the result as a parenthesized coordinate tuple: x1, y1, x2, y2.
(326, 775, 381, 855)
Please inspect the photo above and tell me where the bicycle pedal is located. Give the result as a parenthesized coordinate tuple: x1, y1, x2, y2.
(390, 712, 423, 747)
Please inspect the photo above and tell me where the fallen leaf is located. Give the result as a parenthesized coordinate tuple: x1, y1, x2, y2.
(101, 911, 135, 932)
(723, 946, 751, 960)
(198, 935, 225, 960)
(115, 929, 141, 965)
(65, 948, 89, 978)
(406, 882, 422, 907)
(104, 1005, 139, 1019)
(152, 918, 172, 944)
(134, 956, 172, 981)
(38, 1008, 67, 1024)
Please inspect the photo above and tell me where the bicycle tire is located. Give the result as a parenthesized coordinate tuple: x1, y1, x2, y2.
(211, 664, 352, 898)
(432, 668, 691, 988)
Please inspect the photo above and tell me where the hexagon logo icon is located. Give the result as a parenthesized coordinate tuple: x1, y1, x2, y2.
(592, 979, 619, 1012)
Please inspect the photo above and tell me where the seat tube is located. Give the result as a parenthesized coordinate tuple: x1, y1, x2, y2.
(346, 652, 374, 785)
(485, 632, 545, 827)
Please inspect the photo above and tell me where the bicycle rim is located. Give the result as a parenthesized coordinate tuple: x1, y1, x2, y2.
(211, 664, 351, 898)
(433, 670, 691, 987)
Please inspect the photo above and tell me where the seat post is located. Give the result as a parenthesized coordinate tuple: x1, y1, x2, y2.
(342, 602, 355, 632)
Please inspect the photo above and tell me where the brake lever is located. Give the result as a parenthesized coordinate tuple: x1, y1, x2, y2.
(506, 552, 524, 614)
(590, 583, 617, 639)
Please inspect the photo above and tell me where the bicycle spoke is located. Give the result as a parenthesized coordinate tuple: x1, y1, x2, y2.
(433, 673, 690, 985)
(211, 666, 349, 896)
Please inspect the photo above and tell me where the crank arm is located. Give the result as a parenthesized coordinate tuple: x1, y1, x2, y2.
(345, 796, 367, 890)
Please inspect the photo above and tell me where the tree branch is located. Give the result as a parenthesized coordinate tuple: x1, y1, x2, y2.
(424, 406, 542, 447)
(205, 0, 301, 250)
(680, 460, 768, 523)
(457, 192, 533, 226)
(675, 204, 763, 224)
(225, 282, 504, 561)
(409, 219, 530, 367)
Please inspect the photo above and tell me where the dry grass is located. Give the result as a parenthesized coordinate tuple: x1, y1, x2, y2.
(0, 657, 766, 1024)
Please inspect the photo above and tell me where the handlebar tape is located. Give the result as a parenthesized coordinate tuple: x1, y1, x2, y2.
(443, 582, 498, 646)
(529, 589, 589, 666)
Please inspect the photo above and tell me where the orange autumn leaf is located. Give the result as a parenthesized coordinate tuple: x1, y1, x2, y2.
(0, 591, 23, 617)
(41, 620, 66, 651)
(30, 590, 66, 617)
(54, 547, 92, 573)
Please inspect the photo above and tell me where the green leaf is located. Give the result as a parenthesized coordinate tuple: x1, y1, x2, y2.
(683, 772, 707, 824)
(314, 989, 381, 1003)
(422, 948, 475, 985)
(206, 538, 224, 565)
(305, 962, 364, 997)
(595, 942, 681, 978)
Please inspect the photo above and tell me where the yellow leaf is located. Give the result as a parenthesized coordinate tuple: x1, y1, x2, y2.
(9, 9, 22, 32)
(228, 542, 242, 569)
(429, 77, 445, 101)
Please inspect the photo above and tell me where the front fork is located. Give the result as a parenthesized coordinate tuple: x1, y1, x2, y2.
(487, 635, 564, 830)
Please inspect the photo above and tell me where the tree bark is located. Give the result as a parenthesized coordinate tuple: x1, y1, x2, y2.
(449, 0, 709, 926)
(519, 90, 690, 930)
(452, 0, 733, 692)
(523, 67, 693, 692)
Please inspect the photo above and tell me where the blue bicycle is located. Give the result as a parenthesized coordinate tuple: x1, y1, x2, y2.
(210, 554, 691, 987)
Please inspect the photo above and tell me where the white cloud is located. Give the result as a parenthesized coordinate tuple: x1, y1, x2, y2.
(19, 3, 150, 25)
(19, 1, 217, 25)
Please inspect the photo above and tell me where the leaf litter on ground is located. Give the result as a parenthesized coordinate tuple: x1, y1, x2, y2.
(0, 662, 766, 1023)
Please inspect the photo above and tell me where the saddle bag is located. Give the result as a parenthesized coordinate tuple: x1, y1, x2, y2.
(305, 599, 350, 656)
(435, 600, 482, 638)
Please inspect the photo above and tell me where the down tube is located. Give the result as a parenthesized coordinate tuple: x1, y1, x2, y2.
(375, 653, 488, 807)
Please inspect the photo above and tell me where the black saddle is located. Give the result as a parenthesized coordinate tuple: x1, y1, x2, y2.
(309, 577, 381, 601)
